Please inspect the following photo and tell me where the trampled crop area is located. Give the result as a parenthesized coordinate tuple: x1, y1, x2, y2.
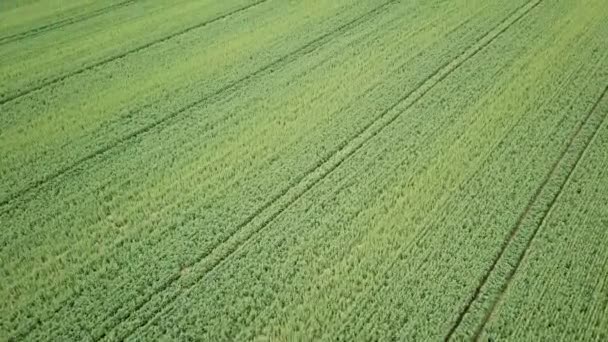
(1, 0, 607, 340)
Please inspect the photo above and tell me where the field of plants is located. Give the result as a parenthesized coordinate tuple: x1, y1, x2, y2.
(1, 0, 607, 340)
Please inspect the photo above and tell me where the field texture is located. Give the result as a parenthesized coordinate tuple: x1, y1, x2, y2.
(1, 0, 608, 340)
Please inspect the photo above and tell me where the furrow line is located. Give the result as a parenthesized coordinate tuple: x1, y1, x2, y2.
(0, 0, 396, 212)
(7, 6, 399, 337)
(0, 0, 137, 46)
(114, 1, 542, 339)
(337, 3, 567, 333)
(0, 0, 267, 105)
(428, 51, 583, 341)
(367, 70, 569, 337)
(2, 0, 391, 295)
(334, 77, 536, 339)
(9, 2, 398, 340)
(327, 0, 544, 338)
(444, 82, 608, 341)
(443, 42, 599, 342)
(115, 96, 384, 341)
(105, 82, 385, 341)
(471, 84, 608, 341)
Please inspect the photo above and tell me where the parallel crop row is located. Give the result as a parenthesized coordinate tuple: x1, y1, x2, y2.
(480, 96, 608, 340)
(0, 0, 269, 204)
(0, 0, 401, 208)
(0, 0, 263, 103)
(109, 1, 540, 339)
(122, 0, 608, 340)
(0, 0, 137, 46)
(2, 0, 397, 338)
(124, 1, 608, 340)
(446, 5, 608, 339)
(2, 0, 607, 340)
(2, 0, 502, 339)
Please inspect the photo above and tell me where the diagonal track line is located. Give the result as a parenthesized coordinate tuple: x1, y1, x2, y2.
(332, 0, 585, 335)
(0, 0, 137, 46)
(334, 51, 580, 336)
(444, 81, 608, 341)
(0, 0, 396, 212)
(470, 84, 608, 341)
(1, 0, 395, 305)
(334, 57, 558, 339)
(9, 2, 399, 340)
(114, 0, 543, 340)
(0, 0, 267, 105)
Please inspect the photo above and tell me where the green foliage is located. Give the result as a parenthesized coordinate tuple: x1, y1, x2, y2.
(1, 0, 607, 340)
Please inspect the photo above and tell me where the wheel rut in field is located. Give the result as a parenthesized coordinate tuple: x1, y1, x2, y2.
(4, 10, 395, 338)
(472, 84, 608, 341)
(105, 1, 544, 340)
(445, 82, 608, 341)
(334, 2, 591, 330)
(335, 80, 542, 339)
(9, 2, 397, 340)
(0, 0, 396, 212)
(0, 0, 267, 105)
(0, 0, 138, 46)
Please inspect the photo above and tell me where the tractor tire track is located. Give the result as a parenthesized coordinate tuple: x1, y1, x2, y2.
(0, 0, 137, 46)
(21, 10, 411, 338)
(0, 0, 267, 105)
(444, 81, 608, 341)
(0, 0, 396, 212)
(335, 49, 576, 336)
(110, 1, 542, 340)
(1, 0, 393, 301)
(334, 75, 538, 340)
(333, 1, 571, 334)
(352, 62, 581, 339)
(470, 84, 608, 341)
(443, 47, 600, 342)
(9, 2, 398, 340)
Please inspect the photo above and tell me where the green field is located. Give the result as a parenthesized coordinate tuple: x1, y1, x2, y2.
(1, 0, 608, 340)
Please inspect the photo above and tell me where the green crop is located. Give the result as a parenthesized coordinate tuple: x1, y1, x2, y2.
(1, 0, 607, 340)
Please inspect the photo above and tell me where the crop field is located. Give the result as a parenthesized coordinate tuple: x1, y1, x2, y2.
(1, 0, 608, 340)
